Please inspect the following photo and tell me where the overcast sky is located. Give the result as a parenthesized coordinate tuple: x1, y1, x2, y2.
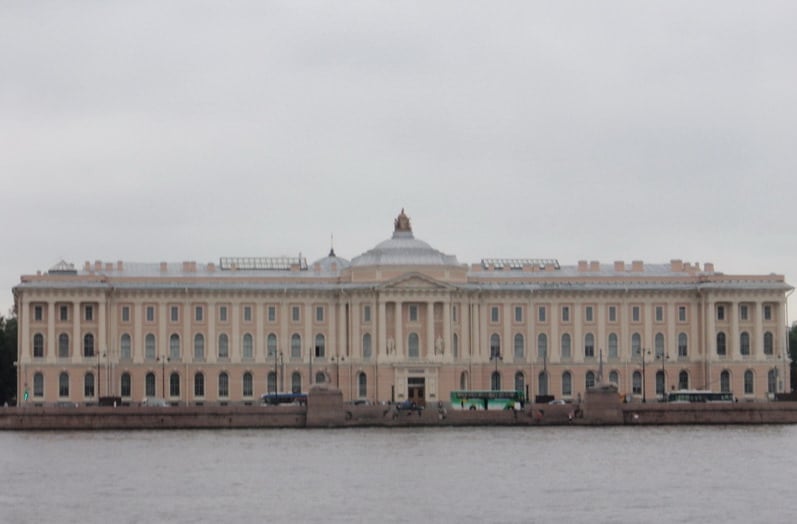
(1, 2, 795, 321)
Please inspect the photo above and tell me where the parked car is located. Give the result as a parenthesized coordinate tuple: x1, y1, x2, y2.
(396, 400, 424, 413)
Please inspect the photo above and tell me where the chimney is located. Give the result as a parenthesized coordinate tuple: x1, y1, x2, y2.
(614, 261, 625, 272)
(590, 260, 600, 272)
(631, 260, 644, 272)
(578, 260, 588, 272)
(670, 259, 684, 272)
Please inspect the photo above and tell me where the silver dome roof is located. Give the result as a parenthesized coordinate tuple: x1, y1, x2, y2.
(350, 210, 460, 268)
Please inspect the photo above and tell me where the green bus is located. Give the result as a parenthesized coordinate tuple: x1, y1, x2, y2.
(450, 390, 525, 410)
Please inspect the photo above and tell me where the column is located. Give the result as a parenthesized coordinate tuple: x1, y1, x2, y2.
(730, 300, 739, 359)
(443, 298, 452, 363)
(753, 301, 763, 359)
(394, 301, 403, 357)
(378, 299, 387, 359)
(47, 302, 56, 361)
(426, 299, 435, 359)
(72, 300, 81, 361)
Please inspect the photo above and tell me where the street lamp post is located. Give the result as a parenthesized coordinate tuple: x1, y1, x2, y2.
(641, 350, 650, 403)
(658, 353, 669, 400)
(158, 355, 169, 398)
(490, 353, 502, 390)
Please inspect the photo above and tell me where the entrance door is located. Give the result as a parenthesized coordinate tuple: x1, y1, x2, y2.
(407, 377, 426, 407)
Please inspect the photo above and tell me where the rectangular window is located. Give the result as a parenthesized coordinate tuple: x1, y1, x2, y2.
(409, 305, 418, 322)
(243, 306, 252, 322)
(608, 306, 617, 323)
(764, 305, 772, 321)
(632, 306, 640, 323)
(515, 306, 522, 323)
(170, 306, 179, 322)
(268, 305, 276, 323)
(316, 306, 324, 323)
(739, 305, 749, 321)
(655, 306, 663, 323)
(219, 306, 228, 322)
(146, 306, 155, 323)
(195, 306, 203, 322)
(585, 306, 594, 323)
(561, 306, 570, 322)
(678, 306, 687, 322)
(292, 306, 300, 322)
(363, 305, 371, 323)
(121, 306, 130, 323)
(490, 307, 499, 323)
(538, 306, 546, 323)
(717, 305, 725, 321)
(34, 305, 43, 321)
(452, 306, 457, 322)
(85, 305, 93, 322)
(60, 305, 68, 322)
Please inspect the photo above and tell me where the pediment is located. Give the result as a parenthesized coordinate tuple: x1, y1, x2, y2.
(381, 272, 452, 290)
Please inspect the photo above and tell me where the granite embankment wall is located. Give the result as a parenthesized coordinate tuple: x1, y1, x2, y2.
(3, 391, 797, 430)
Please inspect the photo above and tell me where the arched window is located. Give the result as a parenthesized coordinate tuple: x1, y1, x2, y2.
(242, 333, 253, 360)
(120, 333, 132, 360)
(358, 372, 367, 398)
(716, 332, 726, 356)
(194, 333, 205, 361)
(169, 333, 180, 360)
(59, 372, 69, 397)
(655, 333, 665, 358)
(678, 333, 688, 357)
(459, 371, 468, 390)
(561, 371, 572, 396)
(267, 372, 276, 394)
(267, 333, 277, 358)
(720, 370, 731, 393)
(33, 333, 44, 358)
(218, 372, 229, 398)
(291, 372, 302, 394)
(655, 370, 665, 395)
(678, 371, 689, 390)
(84, 372, 95, 397)
(243, 372, 253, 397)
(764, 332, 774, 355)
(218, 333, 229, 359)
(537, 333, 547, 360)
(561, 333, 571, 360)
(632, 371, 642, 394)
(33, 372, 44, 397)
(145, 372, 156, 397)
(121, 373, 131, 397)
(740, 332, 750, 356)
(291, 334, 302, 359)
(514, 371, 525, 394)
(514, 334, 524, 359)
(744, 370, 754, 395)
(584, 333, 594, 358)
(490, 334, 501, 358)
(145, 334, 156, 360)
(362, 333, 372, 359)
(608, 333, 618, 359)
(83, 333, 95, 357)
(768, 369, 778, 394)
(538, 372, 548, 396)
(170, 372, 180, 397)
(58, 333, 69, 358)
(408, 333, 420, 359)
(452, 334, 459, 359)
(631, 333, 641, 357)
(194, 372, 205, 397)
(609, 370, 619, 386)
(315, 334, 325, 358)
(491, 371, 501, 391)
(586, 371, 595, 389)
(315, 371, 326, 384)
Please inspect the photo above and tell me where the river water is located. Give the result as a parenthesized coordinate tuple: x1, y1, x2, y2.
(1, 425, 795, 523)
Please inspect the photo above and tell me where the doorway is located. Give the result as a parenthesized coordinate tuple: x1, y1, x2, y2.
(407, 377, 426, 407)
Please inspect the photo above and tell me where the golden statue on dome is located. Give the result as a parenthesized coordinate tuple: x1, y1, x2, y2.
(394, 208, 412, 232)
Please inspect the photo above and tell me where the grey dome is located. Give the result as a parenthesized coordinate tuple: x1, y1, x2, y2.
(351, 230, 459, 267)
(312, 249, 350, 274)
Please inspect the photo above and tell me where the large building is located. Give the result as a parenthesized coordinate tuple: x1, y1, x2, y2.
(13, 210, 793, 407)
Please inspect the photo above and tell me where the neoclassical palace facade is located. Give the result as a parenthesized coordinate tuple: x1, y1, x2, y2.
(13, 210, 793, 406)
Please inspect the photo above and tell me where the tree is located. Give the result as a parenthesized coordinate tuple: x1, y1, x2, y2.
(0, 316, 18, 405)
